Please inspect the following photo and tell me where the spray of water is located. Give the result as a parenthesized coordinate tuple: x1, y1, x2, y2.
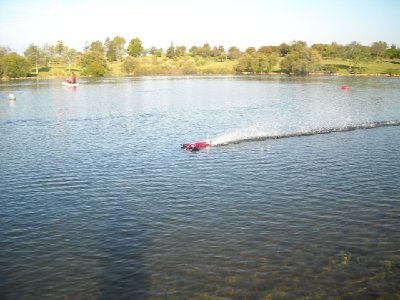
(210, 120, 400, 146)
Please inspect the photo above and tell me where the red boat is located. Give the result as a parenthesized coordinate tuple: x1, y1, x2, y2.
(181, 141, 210, 151)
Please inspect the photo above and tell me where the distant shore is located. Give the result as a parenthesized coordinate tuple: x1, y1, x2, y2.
(2, 72, 399, 82)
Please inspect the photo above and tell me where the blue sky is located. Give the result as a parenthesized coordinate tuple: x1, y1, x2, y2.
(1, 0, 399, 53)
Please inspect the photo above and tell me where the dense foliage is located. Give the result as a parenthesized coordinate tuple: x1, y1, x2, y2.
(0, 50, 31, 78)
(80, 51, 108, 76)
(1, 37, 400, 78)
(281, 41, 321, 75)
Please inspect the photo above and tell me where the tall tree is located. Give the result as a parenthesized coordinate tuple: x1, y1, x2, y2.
(228, 46, 241, 60)
(55, 40, 65, 57)
(211, 46, 224, 57)
(24, 44, 41, 74)
(281, 42, 321, 75)
(198, 44, 211, 57)
(245, 47, 257, 56)
(342, 41, 371, 73)
(370, 41, 387, 58)
(105, 36, 126, 61)
(89, 41, 104, 54)
(166, 43, 175, 59)
(42, 43, 55, 67)
(258, 46, 273, 55)
(175, 46, 186, 57)
(127, 38, 144, 57)
(278, 43, 290, 57)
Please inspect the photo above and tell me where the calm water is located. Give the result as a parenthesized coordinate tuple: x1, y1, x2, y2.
(0, 76, 399, 299)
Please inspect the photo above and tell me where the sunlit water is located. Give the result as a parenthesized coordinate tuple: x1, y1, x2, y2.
(1, 76, 399, 299)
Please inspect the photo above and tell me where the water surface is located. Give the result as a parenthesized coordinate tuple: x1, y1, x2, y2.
(1, 76, 399, 299)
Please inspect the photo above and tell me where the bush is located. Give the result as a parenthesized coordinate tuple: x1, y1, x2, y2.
(2, 52, 32, 78)
(281, 45, 321, 75)
(80, 51, 108, 76)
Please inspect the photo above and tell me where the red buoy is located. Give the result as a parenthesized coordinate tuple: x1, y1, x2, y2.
(341, 85, 348, 90)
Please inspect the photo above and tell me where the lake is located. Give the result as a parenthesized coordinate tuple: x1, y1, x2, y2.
(1, 75, 399, 299)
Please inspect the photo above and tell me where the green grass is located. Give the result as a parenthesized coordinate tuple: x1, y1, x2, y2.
(365, 60, 400, 75)
(321, 58, 400, 75)
(109, 57, 237, 76)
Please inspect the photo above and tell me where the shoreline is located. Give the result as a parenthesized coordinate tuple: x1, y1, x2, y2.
(1, 72, 399, 82)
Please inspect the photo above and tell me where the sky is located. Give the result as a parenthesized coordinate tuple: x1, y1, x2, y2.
(1, 0, 399, 53)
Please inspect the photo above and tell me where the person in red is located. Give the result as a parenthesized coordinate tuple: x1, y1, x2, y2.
(71, 72, 77, 83)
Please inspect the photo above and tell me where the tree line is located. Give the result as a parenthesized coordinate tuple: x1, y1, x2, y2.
(1, 37, 399, 79)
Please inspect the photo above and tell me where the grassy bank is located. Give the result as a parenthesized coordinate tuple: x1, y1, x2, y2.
(14, 56, 400, 79)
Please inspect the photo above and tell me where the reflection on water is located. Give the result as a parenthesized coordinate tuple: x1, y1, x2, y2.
(0, 76, 399, 299)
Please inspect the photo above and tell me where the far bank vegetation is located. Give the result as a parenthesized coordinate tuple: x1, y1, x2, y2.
(1, 37, 400, 79)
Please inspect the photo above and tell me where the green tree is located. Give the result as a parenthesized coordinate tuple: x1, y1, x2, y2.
(189, 46, 198, 56)
(290, 41, 308, 52)
(63, 48, 78, 72)
(122, 56, 137, 74)
(175, 46, 186, 57)
(55, 40, 65, 57)
(245, 47, 256, 55)
(166, 43, 175, 59)
(211, 46, 224, 57)
(114, 36, 126, 60)
(263, 53, 279, 72)
(198, 43, 211, 57)
(42, 43, 56, 67)
(342, 41, 371, 73)
(325, 42, 344, 58)
(258, 46, 273, 55)
(236, 53, 278, 73)
(127, 37, 144, 57)
(105, 37, 115, 61)
(311, 43, 342, 58)
(2, 52, 32, 78)
(89, 40, 104, 54)
(105, 36, 126, 61)
(24, 44, 41, 74)
(149, 47, 163, 57)
(0, 47, 10, 77)
(278, 43, 290, 57)
(281, 42, 321, 75)
(385, 47, 400, 59)
(370, 41, 387, 58)
(80, 51, 107, 76)
(227, 46, 241, 59)
(236, 54, 255, 72)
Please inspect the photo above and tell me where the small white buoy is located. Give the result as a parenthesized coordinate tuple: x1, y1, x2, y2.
(8, 93, 16, 100)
